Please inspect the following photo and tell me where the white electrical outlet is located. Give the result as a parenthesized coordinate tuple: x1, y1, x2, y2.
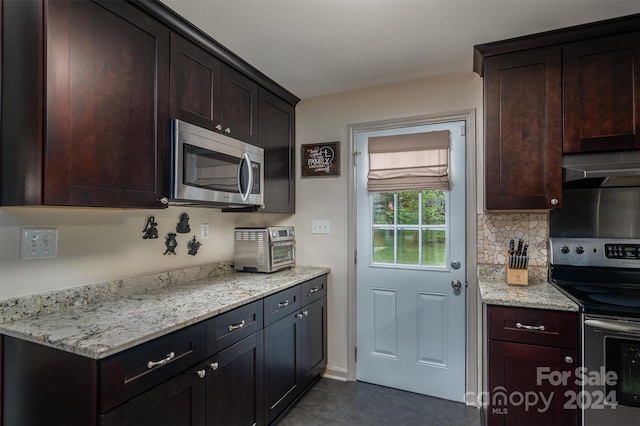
(311, 220, 330, 234)
(20, 228, 58, 259)
(201, 223, 210, 240)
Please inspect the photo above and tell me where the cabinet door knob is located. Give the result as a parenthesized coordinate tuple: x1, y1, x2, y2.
(196, 369, 206, 379)
(550, 198, 559, 206)
(157, 197, 169, 205)
(215, 124, 222, 131)
(564, 356, 574, 364)
(296, 313, 304, 319)
(224, 127, 231, 134)
(210, 362, 219, 371)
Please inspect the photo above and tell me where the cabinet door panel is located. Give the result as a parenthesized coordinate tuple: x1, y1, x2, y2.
(300, 297, 327, 390)
(258, 89, 296, 213)
(45, 0, 169, 207)
(488, 340, 577, 426)
(264, 313, 301, 424)
(100, 366, 206, 426)
(484, 48, 562, 210)
(221, 65, 258, 144)
(170, 33, 222, 131)
(206, 331, 264, 426)
(563, 31, 640, 153)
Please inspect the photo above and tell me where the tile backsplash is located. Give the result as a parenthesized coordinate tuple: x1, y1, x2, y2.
(477, 213, 549, 283)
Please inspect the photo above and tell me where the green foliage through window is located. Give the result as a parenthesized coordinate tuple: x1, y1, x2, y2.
(372, 191, 446, 267)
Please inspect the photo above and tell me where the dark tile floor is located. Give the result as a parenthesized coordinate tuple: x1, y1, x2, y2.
(279, 378, 481, 426)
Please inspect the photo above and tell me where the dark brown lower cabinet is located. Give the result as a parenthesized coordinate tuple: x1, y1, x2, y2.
(488, 341, 578, 426)
(486, 305, 578, 426)
(100, 365, 206, 426)
(1, 275, 328, 426)
(264, 295, 327, 424)
(206, 331, 264, 426)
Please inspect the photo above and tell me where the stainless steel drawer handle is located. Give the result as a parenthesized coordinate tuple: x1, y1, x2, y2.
(147, 352, 176, 369)
(278, 300, 290, 309)
(196, 369, 206, 379)
(515, 322, 546, 331)
(308, 287, 320, 294)
(228, 320, 245, 332)
(303, 310, 309, 317)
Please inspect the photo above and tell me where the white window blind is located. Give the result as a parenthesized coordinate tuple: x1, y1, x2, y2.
(367, 130, 451, 192)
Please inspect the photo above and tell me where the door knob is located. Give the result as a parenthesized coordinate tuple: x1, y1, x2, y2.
(451, 280, 463, 292)
(451, 260, 461, 270)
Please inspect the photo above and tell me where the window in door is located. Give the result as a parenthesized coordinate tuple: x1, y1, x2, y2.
(371, 189, 447, 268)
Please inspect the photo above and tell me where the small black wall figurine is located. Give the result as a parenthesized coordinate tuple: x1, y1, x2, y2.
(176, 213, 190, 233)
(187, 236, 201, 256)
(164, 233, 178, 255)
(142, 216, 159, 239)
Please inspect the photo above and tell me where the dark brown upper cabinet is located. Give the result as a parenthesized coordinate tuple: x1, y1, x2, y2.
(170, 34, 258, 145)
(257, 89, 296, 213)
(563, 31, 640, 153)
(483, 48, 563, 210)
(475, 13, 640, 211)
(2, 0, 170, 208)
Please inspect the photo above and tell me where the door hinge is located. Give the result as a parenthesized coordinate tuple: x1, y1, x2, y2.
(355, 347, 357, 362)
(354, 250, 357, 265)
(460, 125, 466, 136)
(353, 151, 361, 167)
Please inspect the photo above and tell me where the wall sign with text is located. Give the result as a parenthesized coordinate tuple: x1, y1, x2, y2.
(301, 142, 340, 177)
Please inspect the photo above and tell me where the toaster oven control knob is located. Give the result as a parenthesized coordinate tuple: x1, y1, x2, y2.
(575, 246, 585, 255)
(272, 231, 278, 238)
(560, 245, 570, 254)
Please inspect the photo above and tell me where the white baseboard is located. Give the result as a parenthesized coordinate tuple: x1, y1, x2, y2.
(322, 365, 349, 382)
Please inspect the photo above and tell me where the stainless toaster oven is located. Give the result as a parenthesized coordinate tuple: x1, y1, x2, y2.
(234, 227, 295, 273)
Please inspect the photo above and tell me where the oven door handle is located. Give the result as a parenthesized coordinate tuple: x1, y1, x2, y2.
(584, 319, 640, 336)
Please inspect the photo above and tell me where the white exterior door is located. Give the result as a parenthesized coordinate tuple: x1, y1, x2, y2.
(355, 120, 466, 402)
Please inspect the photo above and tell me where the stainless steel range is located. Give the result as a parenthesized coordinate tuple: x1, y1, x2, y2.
(550, 185, 640, 426)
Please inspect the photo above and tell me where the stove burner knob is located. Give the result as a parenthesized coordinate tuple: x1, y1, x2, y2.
(575, 246, 585, 254)
(560, 245, 570, 254)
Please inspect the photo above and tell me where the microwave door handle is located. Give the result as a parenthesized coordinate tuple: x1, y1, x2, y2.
(237, 152, 253, 202)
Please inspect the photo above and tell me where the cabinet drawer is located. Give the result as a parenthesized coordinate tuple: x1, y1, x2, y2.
(206, 300, 263, 355)
(487, 305, 577, 349)
(264, 286, 301, 326)
(300, 275, 327, 306)
(99, 322, 206, 412)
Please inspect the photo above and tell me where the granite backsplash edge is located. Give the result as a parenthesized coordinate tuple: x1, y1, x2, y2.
(0, 262, 235, 324)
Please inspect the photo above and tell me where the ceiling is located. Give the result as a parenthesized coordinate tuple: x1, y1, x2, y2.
(160, 0, 640, 100)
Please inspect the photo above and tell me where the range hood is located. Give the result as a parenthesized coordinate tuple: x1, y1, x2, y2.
(563, 151, 640, 187)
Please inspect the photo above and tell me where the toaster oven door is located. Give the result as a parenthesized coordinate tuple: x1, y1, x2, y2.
(270, 241, 295, 270)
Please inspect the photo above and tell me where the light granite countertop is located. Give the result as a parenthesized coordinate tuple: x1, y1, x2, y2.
(0, 266, 330, 360)
(478, 280, 579, 312)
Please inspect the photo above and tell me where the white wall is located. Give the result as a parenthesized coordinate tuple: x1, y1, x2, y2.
(290, 72, 483, 377)
(0, 206, 291, 299)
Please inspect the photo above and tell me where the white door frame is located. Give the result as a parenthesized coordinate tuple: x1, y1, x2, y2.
(346, 110, 479, 402)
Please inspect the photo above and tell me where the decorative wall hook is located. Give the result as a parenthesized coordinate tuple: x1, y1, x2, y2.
(176, 213, 190, 234)
(142, 216, 159, 239)
(164, 233, 178, 255)
(187, 236, 201, 256)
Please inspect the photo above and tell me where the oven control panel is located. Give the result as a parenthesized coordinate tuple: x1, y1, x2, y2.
(551, 238, 640, 268)
(605, 244, 640, 260)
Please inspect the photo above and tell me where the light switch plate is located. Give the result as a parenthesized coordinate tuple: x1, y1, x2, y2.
(20, 228, 58, 259)
(201, 223, 210, 240)
(311, 220, 330, 234)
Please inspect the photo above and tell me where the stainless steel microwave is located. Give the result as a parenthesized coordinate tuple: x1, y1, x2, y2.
(170, 119, 264, 208)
